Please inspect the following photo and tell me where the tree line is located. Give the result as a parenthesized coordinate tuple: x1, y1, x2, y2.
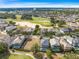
(0, 13, 33, 20)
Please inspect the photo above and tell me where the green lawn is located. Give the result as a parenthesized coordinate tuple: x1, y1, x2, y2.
(64, 52, 79, 59)
(1, 54, 33, 59)
(24, 17, 52, 27)
(5, 17, 52, 27)
(8, 54, 33, 59)
(31, 21, 51, 27)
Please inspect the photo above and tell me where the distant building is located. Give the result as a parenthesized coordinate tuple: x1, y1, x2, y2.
(50, 38, 61, 52)
(73, 37, 79, 50)
(60, 37, 72, 51)
(5, 25, 16, 31)
(59, 28, 70, 33)
(41, 28, 47, 33)
(11, 35, 26, 49)
(47, 28, 55, 32)
(64, 36, 74, 45)
(65, 36, 79, 50)
(26, 28, 34, 33)
(0, 31, 12, 46)
(40, 37, 49, 51)
(63, 36, 79, 50)
(0, 19, 8, 30)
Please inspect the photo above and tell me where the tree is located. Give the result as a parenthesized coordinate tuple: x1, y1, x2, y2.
(46, 49, 53, 59)
(44, 32, 55, 37)
(0, 42, 8, 54)
(9, 21, 16, 25)
(11, 14, 16, 19)
(8, 14, 16, 19)
(50, 17, 66, 27)
(57, 20, 66, 27)
(50, 17, 56, 26)
(21, 14, 32, 20)
(31, 43, 40, 54)
(35, 25, 40, 29)
(35, 52, 43, 59)
(33, 25, 40, 35)
(0, 13, 16, 19)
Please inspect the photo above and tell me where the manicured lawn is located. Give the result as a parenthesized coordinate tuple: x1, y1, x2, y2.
(27, 17, 52, 27)
(1, 54, 33, 59)
(5, 17, 52, 27)
(8, 54, 33, 59)
(31, 21, 51, 27)
(32, 17, 50, 21)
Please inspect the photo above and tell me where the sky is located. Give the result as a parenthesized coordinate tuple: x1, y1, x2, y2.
(0, 0, 79, 8)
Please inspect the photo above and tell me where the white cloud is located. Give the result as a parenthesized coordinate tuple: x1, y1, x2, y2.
(0, 2, 79, 8)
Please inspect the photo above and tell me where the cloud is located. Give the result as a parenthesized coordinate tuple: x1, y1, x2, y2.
(0, 2, 79, 8)
(0, 0, 79, 8)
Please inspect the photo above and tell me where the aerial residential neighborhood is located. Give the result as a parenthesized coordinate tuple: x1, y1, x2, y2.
(0, 8, 79, 59)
